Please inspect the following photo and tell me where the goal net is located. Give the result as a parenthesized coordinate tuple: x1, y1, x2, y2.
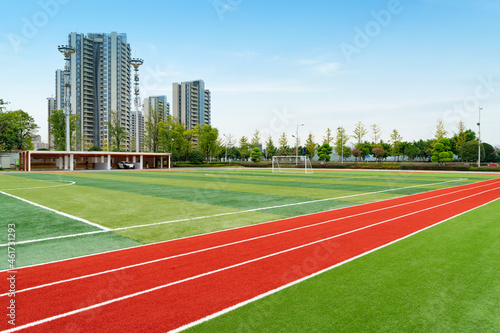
(272, 156, 313, 174)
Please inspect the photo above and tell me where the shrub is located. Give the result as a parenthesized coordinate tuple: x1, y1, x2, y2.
(188, 150, 204, 164)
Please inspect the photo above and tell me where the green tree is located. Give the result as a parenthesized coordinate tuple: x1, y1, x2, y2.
(239, 136, 250, 161)
(159, 117, 193, 160)
(317, 143, 333, 163)
(482, 143, 499, 163)
(335, 127, 350, 162)
(371, 124, 382, 143)
(372, 147, 386, 162)
(188, 150, 204, 164)
(250, 147, 262, 162)
(404, 142, 421, 161)
(144, 107, 160, 152)
(250, 130, 261, 149)
(196, 125, 219, 160)
(265, 136, 277, 160)
(431, 138, 453, 164)
(460, 140, 485, 163)
(107, 110, 127, 151)
(0, 99, 8, 111)
(278, 132, 289, 155)
(323, 128, 334, 145)
(434, 120, 448, 141)
(389, 129, 403, 161)
(304, 133, 316, 159)
(353, 121, 368, 146)
(0, 109, 39, 151)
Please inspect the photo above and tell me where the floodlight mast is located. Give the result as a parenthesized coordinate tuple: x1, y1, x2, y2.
(58, 45, 75, 153)
(129, 58, 144, 153)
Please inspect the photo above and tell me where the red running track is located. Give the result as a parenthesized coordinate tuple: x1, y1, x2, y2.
(1, 178, 500, 332)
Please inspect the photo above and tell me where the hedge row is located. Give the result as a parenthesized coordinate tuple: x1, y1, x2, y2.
(172, 161, 499, 172)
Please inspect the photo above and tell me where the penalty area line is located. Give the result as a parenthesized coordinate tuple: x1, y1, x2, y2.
(0, 190, 110, 231)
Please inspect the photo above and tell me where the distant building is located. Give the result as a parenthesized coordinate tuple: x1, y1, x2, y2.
(32, 135, 49, 150)
(172, 80, 211, 130)
(143, 95, 170, 123)
(47, 97, 56, 148)
(130, 110, 144, 151)
(55, 31, 132, 150)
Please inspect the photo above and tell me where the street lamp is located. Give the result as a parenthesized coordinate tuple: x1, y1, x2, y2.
(295, 123, 304, 166)
(171, 138, 174, 153)
(478, 107, 482, 167)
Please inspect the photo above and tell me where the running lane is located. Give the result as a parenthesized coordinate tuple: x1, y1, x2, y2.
(1, 178, 499, 332)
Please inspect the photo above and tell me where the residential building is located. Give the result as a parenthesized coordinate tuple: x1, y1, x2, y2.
(130, 110, 144, 151)
(55, 31, 132, 150)
(47, 97, 56, 148)
(143, 95, 169, 123)
(32, 135, 49, 150)
(172, 80, 211, 130)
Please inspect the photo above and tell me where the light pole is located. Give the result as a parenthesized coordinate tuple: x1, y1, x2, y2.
(295, 123, 304, 166)
(58, 45, 75, 152)
(129, 58, 144, 153)
(171, 138, 174, 153)
(478, 107, 482, 167)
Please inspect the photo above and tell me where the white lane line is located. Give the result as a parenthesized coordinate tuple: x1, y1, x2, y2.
(171, 195, 500, 333)
(2, 178, 494, 297)
(0, 190, 110, 231)
(3, 186, 499, 333)
(0, 178, 468, 247)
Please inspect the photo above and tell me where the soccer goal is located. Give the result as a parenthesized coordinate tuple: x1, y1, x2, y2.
(272, 156, 313, 174)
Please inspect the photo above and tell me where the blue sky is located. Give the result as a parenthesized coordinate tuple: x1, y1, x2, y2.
(1, 0, 499, 147)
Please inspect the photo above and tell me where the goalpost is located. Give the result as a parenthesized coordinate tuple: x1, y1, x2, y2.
(272, 156, 313, 174)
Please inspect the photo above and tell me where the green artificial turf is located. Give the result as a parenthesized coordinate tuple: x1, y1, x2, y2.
(0, 170, 498, 269)
(186, 198, 500, 332)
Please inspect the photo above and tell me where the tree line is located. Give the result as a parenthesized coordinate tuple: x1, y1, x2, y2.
(3, 98, 498, 164)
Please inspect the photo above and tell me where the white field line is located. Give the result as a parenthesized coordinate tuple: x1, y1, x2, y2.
(0, 178, 468, 247)
(171, 195, 500, 333)
(0, 190, 110, 231)
(3, 178, 492, 297)
(0, 180, 76, 191)
(3, 186, 499, 333)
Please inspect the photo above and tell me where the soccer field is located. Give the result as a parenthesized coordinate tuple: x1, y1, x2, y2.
(0, 168, 499, 332)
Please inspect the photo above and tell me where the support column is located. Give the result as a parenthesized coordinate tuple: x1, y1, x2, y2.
(138, 155, 143, 170)
(27, 151, 31, 172)
(168, 155, 171, 169)
(160, 156, 164, 169)
(107, 154, 111, 170)
(69, 154, 74, 171)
